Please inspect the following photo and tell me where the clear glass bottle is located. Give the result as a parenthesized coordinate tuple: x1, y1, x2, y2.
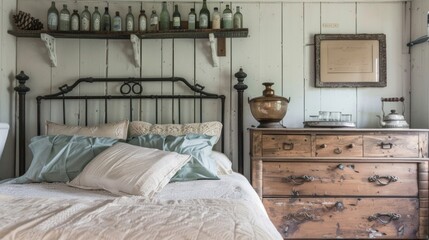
(149, 10, 159, 31)
(59, 4, 70, 31)
(233, 6, 243, 28)
(188, 8, 196, 30)
(92, 7, 101, 31)
(212, 7, 220, 29)
(47, 1, 59, 31)
(198, 0, 210, 29)
(172, 5, 181, 29)
(112, 11, 122, 32)
(70, 10, 80, 31)
(81, 6, 91, 31)
(160, 2, 170, 31)
(138, 10, 147, 32)
(222, 5, 233, 29)
(125, 6, 134, 32)
(101, 7, 111, 31)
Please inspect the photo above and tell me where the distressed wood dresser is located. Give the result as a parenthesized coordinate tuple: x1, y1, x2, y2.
(250, 128, 429, 239)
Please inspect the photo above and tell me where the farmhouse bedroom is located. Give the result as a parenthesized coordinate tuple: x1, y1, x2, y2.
(1, 0, 429, 239)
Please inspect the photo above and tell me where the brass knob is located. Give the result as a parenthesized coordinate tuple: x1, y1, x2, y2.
(348, 144, 354, 148)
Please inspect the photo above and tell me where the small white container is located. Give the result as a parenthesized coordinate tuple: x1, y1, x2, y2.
(0, 123, 9, 159)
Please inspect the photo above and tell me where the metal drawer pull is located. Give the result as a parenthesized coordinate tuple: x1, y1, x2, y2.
(348, 143, 354, 148)
(334, 148, 342, 154)
(282, 142, 294, 150)
(368, 213, 401, 224)
(368, 175, 399, 185)
(337, 164, 345, 170)
(380, 142, 393, 149)
(284, 175, 314, 185)
(320, 144, 327, 148)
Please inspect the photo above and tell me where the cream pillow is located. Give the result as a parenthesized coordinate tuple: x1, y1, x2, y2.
(46, 120, 129, 140)
(128, 121, 222, 143)
(211, 151, 233, 175)
(68, 143, 191, 196)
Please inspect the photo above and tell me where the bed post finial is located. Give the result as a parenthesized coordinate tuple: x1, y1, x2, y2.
(234, 68, 248, 175)
(14, 71, 30, 176)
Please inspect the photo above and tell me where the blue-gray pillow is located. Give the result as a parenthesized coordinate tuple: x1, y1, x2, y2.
(127, 134, 219, 181)
(10, 135, 118, 183)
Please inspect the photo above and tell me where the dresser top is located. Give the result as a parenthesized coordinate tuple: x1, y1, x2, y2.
(249, 128, 429, 132)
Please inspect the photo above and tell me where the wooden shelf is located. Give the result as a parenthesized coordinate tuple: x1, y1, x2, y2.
(7, 28, 248, 40)
(407, 35, 429, 47)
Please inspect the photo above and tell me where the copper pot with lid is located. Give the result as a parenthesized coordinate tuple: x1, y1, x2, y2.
(248, 82, 290, 128)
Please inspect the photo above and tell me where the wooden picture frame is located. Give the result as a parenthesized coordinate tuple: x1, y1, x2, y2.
(315, 34, 386, 88)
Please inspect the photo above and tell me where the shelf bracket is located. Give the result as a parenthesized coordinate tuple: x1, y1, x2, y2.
(40, 33, 57, 67)
(130, 34, 141, 68)
(209, 33, 219, 67)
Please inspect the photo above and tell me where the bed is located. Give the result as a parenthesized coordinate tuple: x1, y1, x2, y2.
(1, 70, 282, 239)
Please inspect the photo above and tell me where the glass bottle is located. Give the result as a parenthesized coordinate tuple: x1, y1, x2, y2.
(112, 11, 122, 32)
(212, 7, 220, 29)
(160, 2, 170, 31)
(101, 7, 111, 31)
(125, 6, 134, 32)
(47, 1, 59, 31)
(149, 10, 159, 31)
(222, 5, 233, 29)
(92, 7, 101, 31)
(59, 4, 70, 31)
(81, 6, 91, 31)
(70, 10, 80, 31)
(198, 0, 210, 29)
(138, 10, 147, 32)
(188, 8, 196, 30)
(233, 6, 243, 28)
(172, 5, 181, 29)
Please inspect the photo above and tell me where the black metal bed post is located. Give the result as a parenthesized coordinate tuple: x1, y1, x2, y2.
(14, 71, 30, 176)
(234, 68, 247, 175)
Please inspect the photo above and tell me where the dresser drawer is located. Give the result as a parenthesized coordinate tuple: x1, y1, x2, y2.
(315, 135, 363, 157)
(262, 135, 311, 157)
(263, 197, 419, 239)
(364, 134, 419, 158)
(262, 162, 418, 197)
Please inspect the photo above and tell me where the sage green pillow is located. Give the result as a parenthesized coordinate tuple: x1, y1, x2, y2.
(11, 135, 118, 183)
(127, 134, 219, 181)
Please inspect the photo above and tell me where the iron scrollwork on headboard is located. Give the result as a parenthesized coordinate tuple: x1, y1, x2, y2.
(15, 70, 247, 176)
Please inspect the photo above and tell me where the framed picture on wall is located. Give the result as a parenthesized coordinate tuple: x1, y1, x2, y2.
(315, 34, 386, 88)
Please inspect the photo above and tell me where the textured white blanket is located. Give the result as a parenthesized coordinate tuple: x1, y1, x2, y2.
(0, 195, 282, 240)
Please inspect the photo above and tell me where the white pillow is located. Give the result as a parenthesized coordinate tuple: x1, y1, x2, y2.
(128, 121, 222, 143)
(68, 143, 191, 196)
(211, 151, 233, 175)
(46, 120, 129, 140)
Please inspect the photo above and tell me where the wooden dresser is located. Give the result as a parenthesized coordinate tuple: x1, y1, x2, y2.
(250, 128, 429, 239)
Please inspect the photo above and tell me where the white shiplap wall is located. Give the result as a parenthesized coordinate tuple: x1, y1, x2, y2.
(11, 0, 411, 179)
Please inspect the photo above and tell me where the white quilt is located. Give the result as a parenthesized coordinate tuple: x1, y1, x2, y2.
(0, 174, 282, 240)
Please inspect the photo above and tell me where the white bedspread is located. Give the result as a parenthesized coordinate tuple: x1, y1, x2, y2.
(0, 173, 282, 240)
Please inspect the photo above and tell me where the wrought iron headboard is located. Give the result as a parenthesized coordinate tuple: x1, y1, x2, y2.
(15, 69, 248, 176)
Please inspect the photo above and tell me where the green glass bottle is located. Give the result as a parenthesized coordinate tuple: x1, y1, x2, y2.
(222, 5, 233, 29)
(112, 11, 122, 32)
(172, 5, 181, 29)
(92, 7, 101, 31)
(81, 6, 91, 31)
(126, 6, 134, 32)
(160, 2, 170, 31)
(198, 0, 210, 29)
(47, 1, 59, 31)
(212, 7, 220, 29)
(59, 4, 70, 31)
(188, 8, 196, 30)
(138, 10, 147, 32)
(70, 10, 80, 31)
(233, 6, 243, 28)
(149, 10, 159, 31)
(101, 7, 111, 31)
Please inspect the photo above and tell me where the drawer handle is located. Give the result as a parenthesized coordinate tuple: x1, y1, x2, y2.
(348, 143, 354, 148)
(368, 175, 399, 185)
(368, 213, 401, 225)
(284, 175, 314, 185)
(320, 144, 328, 148)
(334, 148, 342, 154)
(380, 142, 393, 149)
(282, 142, 294, 150)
